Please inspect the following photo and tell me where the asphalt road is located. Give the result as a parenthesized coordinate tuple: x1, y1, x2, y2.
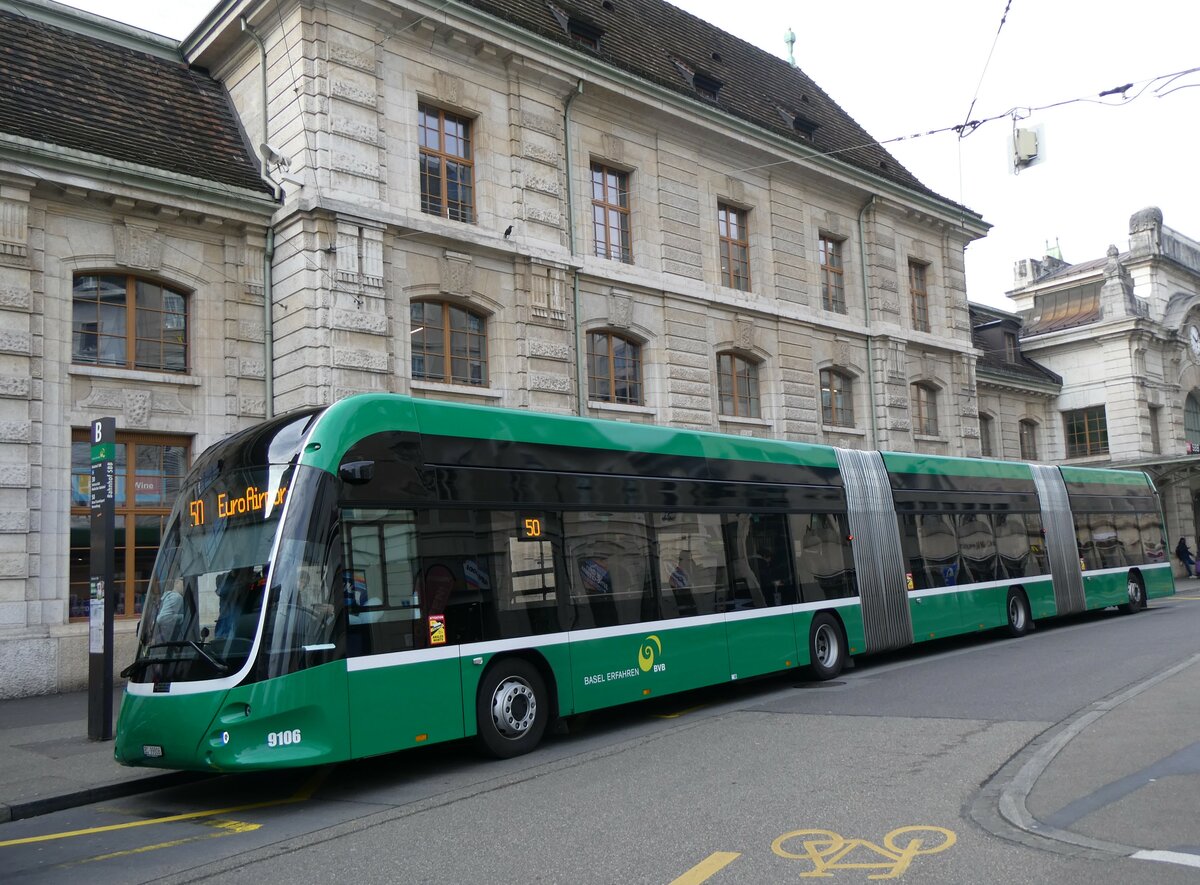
(4, 594, 1200, 884)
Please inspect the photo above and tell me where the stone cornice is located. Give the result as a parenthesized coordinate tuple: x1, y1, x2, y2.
(0, 133, 279, 220)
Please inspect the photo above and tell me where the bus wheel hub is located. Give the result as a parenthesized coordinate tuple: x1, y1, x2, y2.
(491, 677, 536, 738)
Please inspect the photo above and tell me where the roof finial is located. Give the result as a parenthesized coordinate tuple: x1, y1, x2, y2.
(785, 28, 795, 67)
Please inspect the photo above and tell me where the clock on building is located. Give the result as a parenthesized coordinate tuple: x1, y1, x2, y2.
(1190, 324, 1200, 361)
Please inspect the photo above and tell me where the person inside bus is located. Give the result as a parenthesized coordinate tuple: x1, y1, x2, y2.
(153, 577, 197, 644)
(214, 566, 255, 639)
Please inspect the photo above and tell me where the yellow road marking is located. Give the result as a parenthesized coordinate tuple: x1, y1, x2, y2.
(0, 766, 331, 848)
(655, 704, 708, 720)
(670, 851, 741, 884)
(53, 819, 261, 868)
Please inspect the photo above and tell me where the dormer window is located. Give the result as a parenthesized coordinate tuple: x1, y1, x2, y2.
(547, 2, 603, 50)
(671, 57, 722, 101)
(775, 105, 819, 140)
(1003, 331, 1018, 363)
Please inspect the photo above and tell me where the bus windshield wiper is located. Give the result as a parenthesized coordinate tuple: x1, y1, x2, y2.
(119, 640, 230, 678)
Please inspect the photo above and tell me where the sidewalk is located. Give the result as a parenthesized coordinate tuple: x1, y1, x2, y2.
(0, 687, 201, 823)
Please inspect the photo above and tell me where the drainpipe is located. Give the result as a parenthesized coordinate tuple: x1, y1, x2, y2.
(563, 80, 585, 414)
(243, 16, 277, 418)
(858, 195, 878, 446)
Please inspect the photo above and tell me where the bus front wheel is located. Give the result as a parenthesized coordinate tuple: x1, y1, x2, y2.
(808, 613, 845, 680)
(1118, 574, 1146, 614)
(476, 658, 548, 759)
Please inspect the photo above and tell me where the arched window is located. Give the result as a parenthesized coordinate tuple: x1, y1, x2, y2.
(819, 369, 854, 427)
(911, 383, 939, 436)
(588, 331, 642, 404)
(979, 413, 995, 457)
(717, 352, 760, 418)
(1186, 394, 1200, 450)
(410, 300, 488, 386)
(72, 274, 188, 372)
(1019, 419, 1039, 461)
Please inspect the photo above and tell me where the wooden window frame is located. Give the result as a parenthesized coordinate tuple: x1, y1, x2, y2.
(818, 235, 845, 313)
(980, 414, 994, 457)
(587, 330, 642, 404)
(819, 368, 855, 427)
(912, 383, 939, 436)
(591, 163, 632, 263)
(717, 352, 761, 418)
(71, 273, 188, 373)
(418, 103, 475, 223)
(410, 300, 489, 387)
(909, 260, 930, 332)
(1003, 332, 1019, 363)
(718, 204, 751, 291)
(69, 430, 190, 621)
(1064, 406, 1109, 458)
(1019, 419, 1039, 461)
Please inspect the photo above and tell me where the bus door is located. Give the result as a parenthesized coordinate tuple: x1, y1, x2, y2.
(341, 508, 466, 758)
(722, 512, 799, 679)
(903, 512, 964, 641)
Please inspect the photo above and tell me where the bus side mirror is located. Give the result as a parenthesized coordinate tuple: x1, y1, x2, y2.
(339, 460, 374, 484)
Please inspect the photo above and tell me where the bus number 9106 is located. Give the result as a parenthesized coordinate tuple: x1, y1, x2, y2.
(267, 729, 302, 748)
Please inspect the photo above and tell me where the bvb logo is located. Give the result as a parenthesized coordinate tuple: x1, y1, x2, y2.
(638, 635, 662, 672)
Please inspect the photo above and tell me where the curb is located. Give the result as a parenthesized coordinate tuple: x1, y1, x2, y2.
(0, 771, 208, 824)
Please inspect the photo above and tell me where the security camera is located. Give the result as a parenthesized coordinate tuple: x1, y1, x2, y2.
(260, 143, 291, 170)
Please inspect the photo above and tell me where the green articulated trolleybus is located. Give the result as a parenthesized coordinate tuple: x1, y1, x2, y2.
(115, 394, 1174, 771)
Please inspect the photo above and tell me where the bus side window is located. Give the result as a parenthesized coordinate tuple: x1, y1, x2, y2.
(795, 512, 854, 601)
(564, 511, 655, 629)
(917, 513, 960, 587)
(957, 512, 997, 584)
(724, 513, 793, 608)
(995, 512, 1031, 579)
(652, 512, 728, 619)
(1139, 511, 1165, 563)
(1025, 513, 1048, 574)
(1115, 511, 1143, 564)
(895, 513, 927, 592)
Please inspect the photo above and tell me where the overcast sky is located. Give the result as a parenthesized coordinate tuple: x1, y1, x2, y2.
(60, 0, 1200, 309)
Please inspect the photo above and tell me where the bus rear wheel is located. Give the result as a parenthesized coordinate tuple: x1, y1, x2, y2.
(476, 658, 548, 759)
(808, 613, 845, 681)
(1118, 573, 1146, 614)
(1005, 589, 1031, 637)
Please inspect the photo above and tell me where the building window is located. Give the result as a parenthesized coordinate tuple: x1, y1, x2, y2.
(912, 383, 939, 436)
(818, 236, 845, 313)
(1186, 394, 1200, 452)
(718, 204, 750, 291)
(1003, 332, 1019, 363)
(820, 369, 854, 427)
(591, 163, 632, 263)
(419, 104, 474, 223)
(980, 414, 994, 457)
(410, 301, 488, 386)
(588, 331, 642, 404)
(1019, 419, 1039, 461)
(909, 260, 930, 332)
(1064, 406, 1109, 458)
(70, 431, 190, 621)
(717, 352, 760, 418)
(72, 274, 187, 372)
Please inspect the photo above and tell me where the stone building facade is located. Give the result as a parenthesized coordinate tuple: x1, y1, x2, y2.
(1, 0, 991, 697)
(1008, 207, 1200, 573)
(0, 1, 276, 696)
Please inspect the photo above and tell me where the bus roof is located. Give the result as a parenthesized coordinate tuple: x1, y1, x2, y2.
(298, 393, 842, 476)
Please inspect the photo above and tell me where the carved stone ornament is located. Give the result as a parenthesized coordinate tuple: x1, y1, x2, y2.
(734, 317, 754, 351)
(609, 291, 633, 328)
(113, 223, 163, 270)
(441, 250, 473, 297)
(124, 390, 152, 428)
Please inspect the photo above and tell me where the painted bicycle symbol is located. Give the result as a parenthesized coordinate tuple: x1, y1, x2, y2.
(772, 826, 957, 879)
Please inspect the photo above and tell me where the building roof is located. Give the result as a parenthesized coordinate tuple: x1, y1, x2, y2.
(463, 0, 975, 214)
(969, 303, 1062, 388)
(0, 6, 271, 194)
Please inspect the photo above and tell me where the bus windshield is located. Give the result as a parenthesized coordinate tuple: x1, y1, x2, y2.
(128, 464, 293, 684)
